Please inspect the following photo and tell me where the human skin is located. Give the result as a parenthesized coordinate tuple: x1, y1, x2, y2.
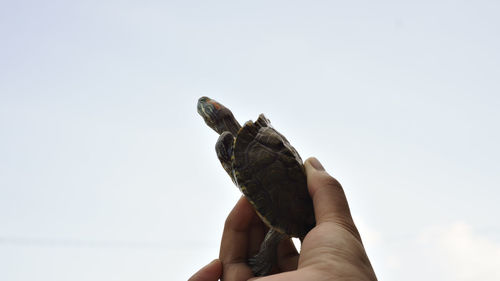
(189, 157, 377, 281)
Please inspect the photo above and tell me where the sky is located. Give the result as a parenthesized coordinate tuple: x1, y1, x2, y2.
(1, 0, 499, 280)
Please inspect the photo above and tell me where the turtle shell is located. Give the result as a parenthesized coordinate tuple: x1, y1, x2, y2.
(232, 114, 315, 238)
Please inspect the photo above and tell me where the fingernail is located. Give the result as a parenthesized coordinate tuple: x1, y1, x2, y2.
(309, 157, 325, 171)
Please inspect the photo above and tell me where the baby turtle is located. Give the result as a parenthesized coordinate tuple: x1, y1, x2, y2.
(197, 96, 315, 276)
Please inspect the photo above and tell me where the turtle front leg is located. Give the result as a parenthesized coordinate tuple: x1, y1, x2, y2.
(215, 131, 236, 182)
(248, 229, 286, 276)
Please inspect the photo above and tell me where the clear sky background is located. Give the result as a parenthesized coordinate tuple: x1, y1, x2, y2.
(1, 1, 499, 280)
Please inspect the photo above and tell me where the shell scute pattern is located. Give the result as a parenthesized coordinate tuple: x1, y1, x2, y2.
(232, 114, 315, 237)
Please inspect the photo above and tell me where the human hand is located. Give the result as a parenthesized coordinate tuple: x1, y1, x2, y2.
(189, 157, 377, 281)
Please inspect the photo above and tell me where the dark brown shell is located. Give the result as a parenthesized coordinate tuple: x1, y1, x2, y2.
(232, 114, 315, 238)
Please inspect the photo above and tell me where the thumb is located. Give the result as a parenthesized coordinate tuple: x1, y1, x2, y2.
(304, 157, 361, 240)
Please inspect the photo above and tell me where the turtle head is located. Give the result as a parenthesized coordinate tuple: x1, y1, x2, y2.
(197, 96, 241, 135)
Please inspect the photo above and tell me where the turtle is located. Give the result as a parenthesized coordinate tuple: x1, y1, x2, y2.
(197, 96, 315, 276)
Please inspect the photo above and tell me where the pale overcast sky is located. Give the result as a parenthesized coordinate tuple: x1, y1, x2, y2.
(1, 1, 499, 280)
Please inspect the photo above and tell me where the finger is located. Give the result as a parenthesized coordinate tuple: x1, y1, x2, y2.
(276, 238, 299, 272)
(247, 212, 268, 257)
(304, 157, 350, 222)
(188, 259, 222, 281)
(219, 196, 255, 280)
(304, 157, 361, 241)
(248, 268, 320, 281)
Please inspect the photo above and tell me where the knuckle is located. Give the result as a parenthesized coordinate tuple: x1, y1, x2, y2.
(321, 175, 341, 189)
(309, 173, 342, 195)
(312, 173, 343, 195)
(336, 217, 362, 242)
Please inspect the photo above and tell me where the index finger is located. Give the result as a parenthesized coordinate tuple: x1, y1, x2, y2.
(219, 196, 263, 280)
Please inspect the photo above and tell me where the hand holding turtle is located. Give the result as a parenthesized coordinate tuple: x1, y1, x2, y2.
(189, 157, 377, 281)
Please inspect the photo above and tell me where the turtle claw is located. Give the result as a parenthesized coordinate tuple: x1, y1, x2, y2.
(247, 229, 285, 276)
(248, 254, 274, 277)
